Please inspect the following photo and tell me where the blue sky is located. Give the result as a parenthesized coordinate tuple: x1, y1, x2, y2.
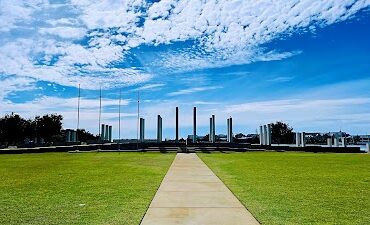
(1, 0, 370, 139)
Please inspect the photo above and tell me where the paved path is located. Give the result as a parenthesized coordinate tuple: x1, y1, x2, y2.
(141, 153, 260, 225)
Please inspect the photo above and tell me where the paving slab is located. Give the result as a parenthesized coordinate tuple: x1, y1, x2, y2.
(150, 191, 243, 208)
(158, 181, 229, 192)
(141, 208, 258, 225)
(164, 174, 221, 182)
(141, 153, 260, 225)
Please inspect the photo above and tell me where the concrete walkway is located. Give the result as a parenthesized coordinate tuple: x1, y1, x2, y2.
(141, 153, 260, 225)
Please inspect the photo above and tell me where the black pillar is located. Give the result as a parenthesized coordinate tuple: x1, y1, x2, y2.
(212, 115, 215, 143)
(193, 107, 196, 143)
(209, 117, 213, 142)
(229, 117, 233, 143)
(176, 107, 179, 142)
(157, 115, 162, 143)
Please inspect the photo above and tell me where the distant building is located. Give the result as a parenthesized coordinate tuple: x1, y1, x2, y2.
(187, 135, 226, 142)
(305, 133, 322, 138)
(217, 134, 227, 142)
(358, 135, 370, 144)
(187, 135, 205, 142)
(327, 131, 348, 138)
(234, 133, 259, 144)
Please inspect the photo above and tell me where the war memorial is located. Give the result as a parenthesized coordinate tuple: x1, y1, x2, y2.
(1, 1, 370, 224)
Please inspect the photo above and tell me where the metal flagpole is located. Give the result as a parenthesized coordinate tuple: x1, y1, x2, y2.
(137, 91, 140, 150)
(98, 86, 102, 141)
(77, 84, 80, 142)
(118, 89, 121, 150)
(119, 89, 121, 141)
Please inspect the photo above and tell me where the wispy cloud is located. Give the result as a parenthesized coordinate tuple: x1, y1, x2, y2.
(267, 76, 295, 82)
(39, 27, 87, 39)
(0, 77, 36, 100)
(193, 101, 220, 105)
(149, 49, 301, 73)
(131, 83, 166, 92)
(256, 51, 302, 62)
(167, 86, 222, 96)
(0, 95, 132, 134)
(225, 98, 370, 114)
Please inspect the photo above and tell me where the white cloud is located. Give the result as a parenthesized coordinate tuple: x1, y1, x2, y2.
(0, 39, 152, 90)
(0, 96, 130, 113)
(46, 18, 79, 26)
(167, 86, 222, 96)
(256, 51, 302, 62)
(141, 0, 370, 49)
(39, 27, 87, 39)
(267, 76, 295, 82)
(148, 48, 301, 72)
(0, 0, 43, 32)
(69, 0, 147, 30)
(0, 0, 369, 98)
(0, 77, 36, 100)
(0, 95, 132, 134)
(225, 98, 370, 114)
(193, 101, 220, 105)
(131, 83, 166, 91)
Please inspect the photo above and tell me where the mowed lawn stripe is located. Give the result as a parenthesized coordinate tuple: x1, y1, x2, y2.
(199, 152, 370, 225)
(0, 152, 175, 225)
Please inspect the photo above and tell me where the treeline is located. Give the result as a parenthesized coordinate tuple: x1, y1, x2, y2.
(0, 113, 98, 147)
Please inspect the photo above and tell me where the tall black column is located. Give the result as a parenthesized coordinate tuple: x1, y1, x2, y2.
(157, 115, 162, 143)
(209, 117, 213, 142)
(228, 117, 233, 143)
(140, 118, 145, 143)
(176, 107, 179, 142)
(227, 119, 230, 142)
(212, 115, 215, 143)
(193, 107, 196, 143)
(101, 124, 105, 141)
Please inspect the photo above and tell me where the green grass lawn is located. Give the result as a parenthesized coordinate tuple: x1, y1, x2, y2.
(199, 152, 370, 225)
(0, 152, 174, 225)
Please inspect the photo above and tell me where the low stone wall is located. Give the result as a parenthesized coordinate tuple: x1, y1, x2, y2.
(0, 142, 363, 154)
(249, 144, 362, 153)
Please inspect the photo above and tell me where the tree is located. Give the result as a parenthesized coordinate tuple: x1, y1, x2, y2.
(235, 133, 246, 139)
(77, 129, 99, 142)
(24, 119, 36, 140)
(246, 134, 260, 144)
(0, 113, 29, 145)
(35, 114, 63, 143)
(271, 121, 294, 144)
(201, 134, 210, 141)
